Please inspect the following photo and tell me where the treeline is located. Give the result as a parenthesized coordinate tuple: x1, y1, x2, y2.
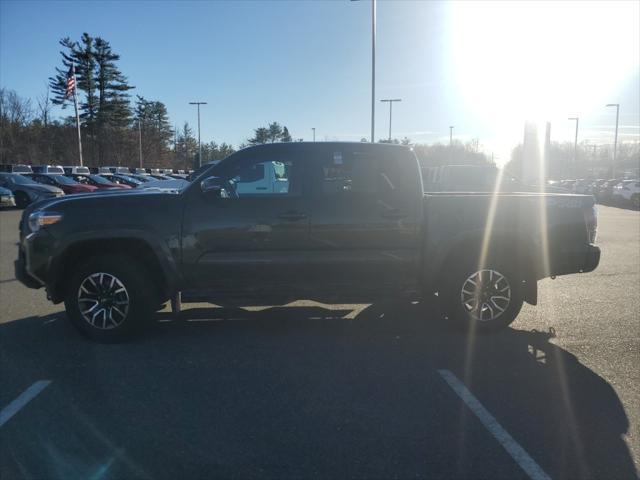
(507, 141, 640, 179)
(1, 32, 314, 168)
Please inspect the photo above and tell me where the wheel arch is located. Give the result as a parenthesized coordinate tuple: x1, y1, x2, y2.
(426, 230, 538, 305)
(48, 236, 179, 304)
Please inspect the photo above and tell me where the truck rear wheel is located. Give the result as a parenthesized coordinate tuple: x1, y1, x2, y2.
(64, 254, 155, 342)
(442, 256, 524, 332)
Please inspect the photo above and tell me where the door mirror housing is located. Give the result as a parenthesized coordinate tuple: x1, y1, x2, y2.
(200, 176, 234, 198)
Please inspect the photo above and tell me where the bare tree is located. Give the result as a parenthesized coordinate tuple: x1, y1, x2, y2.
(36, 86, 52, 126)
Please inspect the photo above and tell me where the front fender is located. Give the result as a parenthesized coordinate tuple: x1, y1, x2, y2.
(47, 229, 181, 303)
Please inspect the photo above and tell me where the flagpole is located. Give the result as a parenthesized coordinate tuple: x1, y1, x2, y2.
(71, 64, 84, 167)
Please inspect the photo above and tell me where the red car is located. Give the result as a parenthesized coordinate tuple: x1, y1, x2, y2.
(68, 173, 132, 190)
(29, 173, 98, 194)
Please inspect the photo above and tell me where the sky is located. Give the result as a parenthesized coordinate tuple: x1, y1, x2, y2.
(1, 0, 639, 166)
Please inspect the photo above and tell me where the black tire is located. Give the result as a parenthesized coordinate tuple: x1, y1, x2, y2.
(441, 254, 524, 332)
(64, 254, 156, 342)
(14, 191, 30, 209)
(631, 194, 640, 210)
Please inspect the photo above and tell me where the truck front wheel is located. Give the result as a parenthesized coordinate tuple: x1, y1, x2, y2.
(64, 254, 155, 342)
(442, 257, 524, 331)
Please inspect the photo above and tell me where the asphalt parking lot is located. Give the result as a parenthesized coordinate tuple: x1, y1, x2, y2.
(0, 206, 638, 480)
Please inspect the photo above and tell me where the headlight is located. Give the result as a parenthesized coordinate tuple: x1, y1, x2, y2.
(28, 211, 63, 232)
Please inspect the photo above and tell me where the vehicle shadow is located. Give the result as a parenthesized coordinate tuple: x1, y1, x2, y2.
(0, 304, 636, 479)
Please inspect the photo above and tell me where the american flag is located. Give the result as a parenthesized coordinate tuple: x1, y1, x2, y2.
(64, 64, 76, 99)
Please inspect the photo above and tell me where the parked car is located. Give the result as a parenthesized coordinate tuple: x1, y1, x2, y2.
(0, 186, 16, 208)
(130, 168, 149, 175)
(0, 172, 64, 208)
(136, 177, 189, 192)
(109, 174, 144, 187)
(621, 181, 640, 208)
(102, 166, 132, 175)
(29, 173, 98, 194)
(598, 179, 624, 202)
(612, 180, 640, 206)
(31, 165, 65, 174)
(63, 166, 92, 175)
(15, 142, 600, 342)
(590, 179, 607, 200)
(128, 173, 154, 183)
(68, 174, 132, 190)
(559, 179, 576, 192)
(573, 179, 594, 195)
(168, 173, 188, 180)
(0, 164, 33, 174)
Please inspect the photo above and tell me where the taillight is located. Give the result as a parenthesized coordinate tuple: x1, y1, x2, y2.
(584, 203, 598, 244)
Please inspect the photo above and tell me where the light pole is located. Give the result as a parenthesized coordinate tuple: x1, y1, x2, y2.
(605, 103, 619, 177)
(449, 126, 454, 146)
(380, 98, 401, 141)
(351, 0, 376, 142)
(568, 117, 579, 177)
(312, 127, 316, 142)
(189, 101, 207, 168)
(138, 119, 143, 169)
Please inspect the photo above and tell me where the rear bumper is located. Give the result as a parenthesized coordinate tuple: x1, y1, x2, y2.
(550, 244, 600, 277)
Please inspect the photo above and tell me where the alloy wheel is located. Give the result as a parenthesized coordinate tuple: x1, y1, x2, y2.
(460, 269, 511, 322)
(77, 272, 130, 329)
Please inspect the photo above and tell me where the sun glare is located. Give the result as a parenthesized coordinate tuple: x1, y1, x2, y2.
(448, 0, 639, 162)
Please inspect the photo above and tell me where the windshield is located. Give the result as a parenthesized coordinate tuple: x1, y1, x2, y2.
(49, 175, 77, 185)
(4, 174, 38, 185)
(87, 175, 112, 185)
(116, 175, 142, 184)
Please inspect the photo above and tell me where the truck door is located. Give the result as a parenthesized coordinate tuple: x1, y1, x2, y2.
(181, 152, 310, 294)
(305, 146, 422, 296)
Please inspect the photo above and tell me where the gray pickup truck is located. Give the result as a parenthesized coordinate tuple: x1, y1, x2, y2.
(16, 142, 600, 341)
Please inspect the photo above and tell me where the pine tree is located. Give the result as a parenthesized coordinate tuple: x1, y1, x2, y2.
(280, 126, 292, 142)
(249, 127, 269, 145)
(267, 122, 283, 143)
(177, 122, 198, 169)
(94, 37, 133, 130)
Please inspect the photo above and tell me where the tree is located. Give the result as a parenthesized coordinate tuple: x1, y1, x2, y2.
(248, 122, 295, 144)
(413, 141, 491, 167)
(281, 126, 292, 142)
(94, 37, 133, 130)
(176, 122, 198, 169)
(248, 127, 270, 145)
(267, 122, 283, 143)
(49, 33, 134, 165)
(134, 95, 174, 166)
(201, 141, 236, 162)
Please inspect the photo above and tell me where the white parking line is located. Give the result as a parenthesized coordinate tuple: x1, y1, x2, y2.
(438, 370, 551, 480)
(0, 380, 51, 428)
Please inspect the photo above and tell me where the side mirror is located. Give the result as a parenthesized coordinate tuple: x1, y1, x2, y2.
(200, 176, 232, 198)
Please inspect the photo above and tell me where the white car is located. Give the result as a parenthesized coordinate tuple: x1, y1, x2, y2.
(137, 178, 189, 192)
(613, 180, 640, 207)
